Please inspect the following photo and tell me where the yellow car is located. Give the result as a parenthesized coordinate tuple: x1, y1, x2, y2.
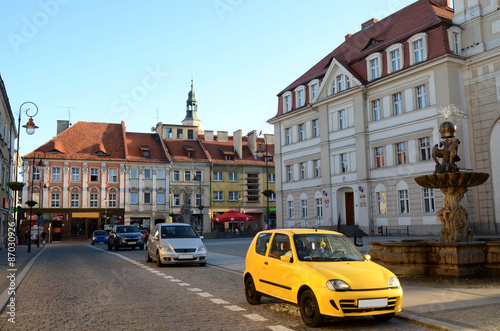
(243, 229, 402, 327)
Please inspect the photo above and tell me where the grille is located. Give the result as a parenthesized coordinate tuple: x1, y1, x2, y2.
(339, 297, 398, 314)
(174, 248, 196, 253)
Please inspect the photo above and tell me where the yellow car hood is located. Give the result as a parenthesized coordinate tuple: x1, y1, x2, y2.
(305, 261, 393, 289)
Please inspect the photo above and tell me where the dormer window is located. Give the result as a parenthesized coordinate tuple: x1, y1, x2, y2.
(283, 92, 292, 112)
(183, 145, 196, 158)
(408, 33, 428, 65)
(447, 27, 461, 56)
(295, 86, 305, 108)
(139, 145, 150, 158)
(308, 79, 319, 102)
(366, 52, 382, 80)
(386, 43, 404, 74)
(333, 74, 350, 94)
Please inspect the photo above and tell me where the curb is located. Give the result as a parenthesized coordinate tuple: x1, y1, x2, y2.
(396, 311, 477, 331)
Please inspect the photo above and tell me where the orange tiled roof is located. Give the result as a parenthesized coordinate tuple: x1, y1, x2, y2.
(126, 132, 169, 163)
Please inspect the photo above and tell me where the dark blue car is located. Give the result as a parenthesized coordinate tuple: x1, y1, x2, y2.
(91, 230, 108, 245)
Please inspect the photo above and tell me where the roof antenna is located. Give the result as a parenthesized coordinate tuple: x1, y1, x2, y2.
(59, 106, 75, 126)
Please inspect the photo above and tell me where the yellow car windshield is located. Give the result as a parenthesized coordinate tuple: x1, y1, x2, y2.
(293, 234, 365, 262)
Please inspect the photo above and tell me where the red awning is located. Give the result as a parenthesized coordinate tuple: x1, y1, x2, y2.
(211, 210, 254, 222)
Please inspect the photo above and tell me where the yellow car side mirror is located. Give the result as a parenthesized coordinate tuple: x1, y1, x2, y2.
(280, 255, 293, 263)
(364, 254, 371, 261)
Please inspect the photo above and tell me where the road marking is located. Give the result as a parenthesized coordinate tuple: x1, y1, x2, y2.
(211, 298, 229, 305)
(243, 314, 268, 322)
(267, 326, 294, 331)
(197, 292, 214, 298)
(225, 305, 246, 311)
(170, 279, 181, 282)
(178, 283, 190, 286)
(188, 288, 202, 292)
(163, 275, 174, 279)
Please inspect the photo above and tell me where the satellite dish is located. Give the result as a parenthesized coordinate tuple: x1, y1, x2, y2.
(151, 127, 156, 132)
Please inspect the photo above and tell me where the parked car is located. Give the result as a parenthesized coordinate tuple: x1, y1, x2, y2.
(91, 230, 108, 245)
(243, 229, 403, 327)
(108, 225, 144, 250)
(146, 223, 207, 267)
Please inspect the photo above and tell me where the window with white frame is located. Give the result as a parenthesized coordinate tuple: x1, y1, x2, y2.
(283, 93, 292, 112)
(422, 188, 435, 213)
(228, 191, 239, 201)
(131, 192, 138, 204)
(90, 193, 98, 207)
(184, 170, 192, 182)
(51, 193, 60, 207)
(420, 137, 431, 161)
(52, 167, 61, 181)
(393, 92, 403, 115)
(452, 32, 460, 55)
(310, 82, 318, 101)
(157, 192, 165, 205)
(315, 198, 323, 217)
(339, 109, 347, 129)
(312, 119, 319, 137)
(144, 192, 151, 204)
(372, 99, 381, 121)
(287, 200, 294, 219)
(71, 168, 80, 182)
(366, 53, 382, 80)
(386, 43, 404, 73)
(109, 168, 118, 182)
(396, 142, 407, 165)
(267, 173, 275, 182)
(157, 169, 165, 179)
(173, 194, 180, 206)
(314, 159, 321, 178)
(70, 193, 79, 208)
(144, 169, 151, 179)
(340, 153, 349, 173)
(375, 147, 385, 168)
(108, 193, 117, 207)
(195, 194, 201, 206)
(214, 172, 223, 181)
(33, 167, 41, 181)
(91, 168, 100, 181)
(300, 162, 306, 180)
(416, 85, 427, 109)
(213, 191, 223, 201)
(377, 191, 387, 215)
(173, 170, 180, 181)
(296, 88, 305, 107)
(390, 49, 401, 72)
(370, 57, 380, 79)
(398, 189, 410, 214)
(286, 165, 292, 182)
(285, 128, 292, 145)
(408, 33, 428, 65)
(334, 74, 350, 94)
(298, 123, 305, 141)
(301, 199, 308, 218)
(228, 172, 238, 182)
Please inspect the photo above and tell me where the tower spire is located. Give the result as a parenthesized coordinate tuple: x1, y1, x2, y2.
(182, 78, 201, 129)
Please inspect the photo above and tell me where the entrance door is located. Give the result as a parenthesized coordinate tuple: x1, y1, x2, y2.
(52, 220, 62, 241)
(345, 192, 354, 225)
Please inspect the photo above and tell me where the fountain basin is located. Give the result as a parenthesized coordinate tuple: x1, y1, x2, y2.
(414, 171, 489, 188)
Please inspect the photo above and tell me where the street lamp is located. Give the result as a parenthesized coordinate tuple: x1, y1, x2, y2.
(194, 168, 204, 235)
(257, 132, 270, 229)
(27, 150, 44, 252)
(13, 102, 39, 253)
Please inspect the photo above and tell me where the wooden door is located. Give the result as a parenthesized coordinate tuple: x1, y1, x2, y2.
(345, 192, 354, 225)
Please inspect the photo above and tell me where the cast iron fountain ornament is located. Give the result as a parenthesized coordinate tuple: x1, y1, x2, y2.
(415, 110, 489, 242)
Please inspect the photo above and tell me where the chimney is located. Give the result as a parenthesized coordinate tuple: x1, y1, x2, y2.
(57, 120, 70, 135)
(345, 33, 353, 41)
(247, 130, 257, 159)
(216, 131, 228, 141)
(204, 130, 214, 141)
(233, 130, 242, 159)
(361, 18, 378, 31)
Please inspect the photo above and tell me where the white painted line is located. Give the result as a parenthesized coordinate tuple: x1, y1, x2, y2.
(188, 288, 202, 292)
(211, 298, 229, 305)
(163, 275, 174, 279)
(197, 292, 213, 298)
(170, 279, 181, 282)
(225, 305, 246, 312)
(243, 314, 268, 322)
(178, 283, 190, 286)
(267, 326, 295, 331)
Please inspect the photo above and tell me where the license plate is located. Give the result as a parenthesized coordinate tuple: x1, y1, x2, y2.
(178, 254, 193, 259)
(127, 241, 136, 245)
(358, 298, 388, 308)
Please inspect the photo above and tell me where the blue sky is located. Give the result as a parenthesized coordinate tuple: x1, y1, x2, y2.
(0, 0, 417, 158)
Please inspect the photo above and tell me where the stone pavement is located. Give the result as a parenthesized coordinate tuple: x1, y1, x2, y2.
(2, 236, 500, 330)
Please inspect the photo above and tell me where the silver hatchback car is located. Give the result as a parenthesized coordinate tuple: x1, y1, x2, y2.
(146, 223, 207, 267)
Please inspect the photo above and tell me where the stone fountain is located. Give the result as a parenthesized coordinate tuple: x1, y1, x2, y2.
(368, 118, 499, 277)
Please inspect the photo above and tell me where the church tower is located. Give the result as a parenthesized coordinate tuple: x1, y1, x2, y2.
(182, 79, 202, 130)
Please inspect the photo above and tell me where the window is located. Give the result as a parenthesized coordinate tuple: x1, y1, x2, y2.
(413, 39, 424, 63)
(284, 94, 291, 112)
(131, 192, 138, 204)
(33, 167, 41, 181)
(194, 170, 202, 182)
(90, 193, 98, 208)
(195, 194, 201, 206)
(157, 192, 165, 205)
(398, 189, 410, 214)
(301, 199, 308, 218)
(184, 170, 192, 182)
(173, 170, 180, 181)
(370, 58, 379, 79)
(144, 192, 151, 204)
(51, 193, 60, 208)
(314, 159, 321, 178)
(70, 193, 79, 208)
(71, 168, 80, 182)
(372, 99, 381, 121)
(286, 165, 292, 182)
(396, 142, 407, 165)
(269, 193, 276, 201)
(285, 128, 292, 145)
(228, 172, 238, 182)
(420, 137, 431, 161)
(336, 74, 350, 92)
(310, 83, 318, 100)
(390, 49, 401, 72)
(453, 32, 460, 55)
(393, 93, 403, 115)
(315, 198, 323, 217)
(173, 194, 180, 206)
(176, 129, 183, 139)
(52, 167, 61, 181)
(422, 188, 435, 213)
(228, 191, 239, 201)
(213, 191, 223, 201)
(157, 169, 165, 179)
(91, 168, 100, 181)
(300, 162, 306, 180)
(377, 192, 387, 215)
(298, 124, 305, 141)
(375, 147, 385, 168)
(341, 153, 349, 173)
(267, 173, 275, 182)
(187, 129, 194, 139)
(214, 172, 223, 181)
(287, 201, 294, 219)
(108, 193, 117, 208)
(109, 168, 118, 182)
(297, 88, 305, 107)
(165, 128, 172, 139)
(312, 119, 319, 137)
(416, 85, 427, 109)
(144, 169, 151, 179)
(339, 110, 347, 129)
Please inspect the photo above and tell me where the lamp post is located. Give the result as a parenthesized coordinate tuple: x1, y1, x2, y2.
(26, 150, 44, 251)
(257, 132, 270, 229)
(195, 168, 204, 235)
(14, 102, 39, 253)
(33, 150, 45, 248)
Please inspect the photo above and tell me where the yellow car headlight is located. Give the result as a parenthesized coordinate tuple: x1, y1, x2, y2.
(388, 276, 400, 289)
(326, 279, 351, 291)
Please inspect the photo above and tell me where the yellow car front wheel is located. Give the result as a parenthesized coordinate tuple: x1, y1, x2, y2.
(299, 289, 325, 327)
